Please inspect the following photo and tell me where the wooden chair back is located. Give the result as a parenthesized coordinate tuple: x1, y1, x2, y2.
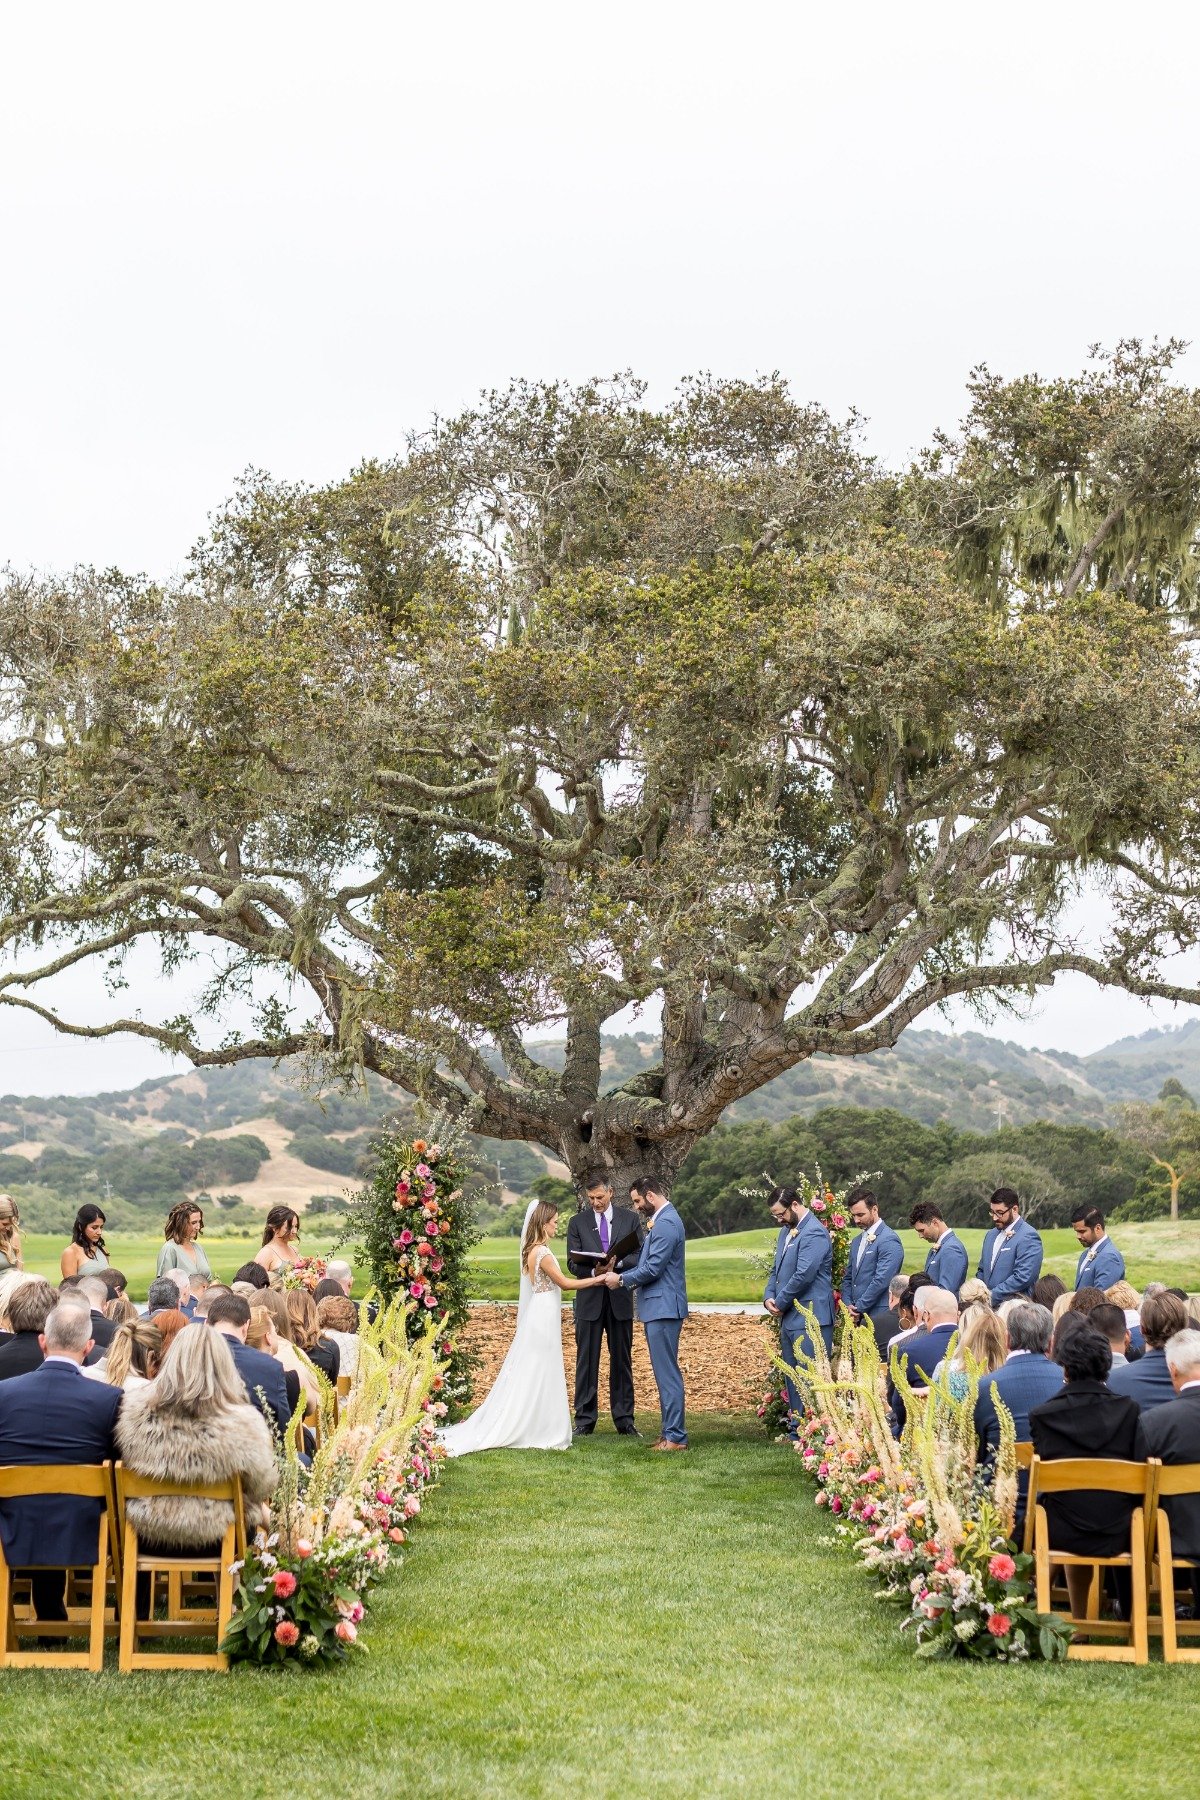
(0, 1462, 117, 1670)
(1144, 1457, 1200, 1663)
(1029, 1456, 1153, 1664)
(115, 1463, 245, 1672)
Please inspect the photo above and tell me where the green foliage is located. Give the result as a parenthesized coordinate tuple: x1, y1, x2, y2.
(287, 1130, 369, 1175)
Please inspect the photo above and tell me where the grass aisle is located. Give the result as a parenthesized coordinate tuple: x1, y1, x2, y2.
(1, 1416, 1194, 1798)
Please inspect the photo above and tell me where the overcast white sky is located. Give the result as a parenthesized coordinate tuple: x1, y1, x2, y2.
(2, 1, 1199, 1094)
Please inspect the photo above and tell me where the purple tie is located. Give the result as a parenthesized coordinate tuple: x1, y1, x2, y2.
(599, 1214, 609, 1253)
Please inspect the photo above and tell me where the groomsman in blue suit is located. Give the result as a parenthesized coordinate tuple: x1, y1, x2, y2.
(1070, 1204, 1125, 1291)
(764, 1187, 834, 1434)
(909, 1202, 968, 1295)
(843, 1190, 905, 1328)
(976, 1188, 1043, 1303)
(608, 1175, 689, 1450)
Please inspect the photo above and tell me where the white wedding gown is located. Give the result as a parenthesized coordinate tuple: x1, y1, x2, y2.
(441, 1246, 572, 1456)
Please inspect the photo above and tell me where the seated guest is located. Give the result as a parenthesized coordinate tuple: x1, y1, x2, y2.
(1032, 1273, 1067, 1311)
(891, 1287, 959, 1432)
(85, 1319, 162, 1391)
(152, 1308, 189, 1360)
(1139, 1328, 1200, 1607)
(233, 1261, 270, 1291)
(116, 1325, 277, 1562)
(317, 1295, 360, 1381)
(939, 1304, 1006, 1401)
(1050, 1291, 1074, 1336)
(180, 1272, 210, 1321)
(0, 1300, 123, 1619)
(164, 1268, 194, 1317)
(1071, 1205, 1125, 1291)
(78, 1274, 117, 1351)
(957, 1277, 992, 1310)
(286, 1289, 340, 1385)
(104, 1295, 139, 1326)
(247, 1305, 302, 1418)
(99, 1268, 128, 1302)
(910, 1202, 968, 1294)
(843, 1189, 905, 1328)
(976, 1187, 1043, 1303)
(0, 1278, 58, 1380)
(1068, 1285, 1110, 1320)
(258, 1287, 321, 1407)
(207, 1292, 292, 1445)
(1108, 1291, 1188, 1413)
(1091, 1302, 1131, 1369)
(144, 1276, 182, 1319)
(1028, 1322, 1142, 1619)
(975, 1302, 1063, 1509)
(887, 1272, 933, 1352)
(873, 1274, 910, 1357)
(313, 1276, 346, 1307)
(326, 1258, 355, 1299)
(188, 1280, 228, 1324)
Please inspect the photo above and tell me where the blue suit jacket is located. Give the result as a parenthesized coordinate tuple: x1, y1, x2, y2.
(924, 1231, 968, 1295)
(0, 1360, 122, 1568)
(889, 1323, 957, 1432)
(844, 1221, 904, 1315)
(225, 1335, 293, 1443)
(620, 1204, 688, 1321)
(774, 1212, 834, 1330)
(1107, 1347, 1176, 1414)
(976, 1218, 1043, 1303)
(975, 1353, 1064, 1459)
(762, 1226, 791, 1310)
(1073, 1236, 1125, 1292)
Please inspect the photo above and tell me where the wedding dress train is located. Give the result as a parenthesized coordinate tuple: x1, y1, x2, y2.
(441, 1246, 572, 1455)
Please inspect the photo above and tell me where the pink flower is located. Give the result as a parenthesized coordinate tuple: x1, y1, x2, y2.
(422, 1182, 437, 1200)
(272, 1569, 298, 1599)
(830, 1496, 843, 1514)
(404, 1496, 420, 1517)
(861, 1502, 876, 1520)
(814, 1490, 828, 1508)
(388, 1526, 406, 1543)
(295, 1538, 313, 1559)
(987, 1612, 1012, 1637)
(428, 1144, 442, 1159)
(429, 1256, 444, 1273)
(274, 1620, 300, 1646)
(395, 1181, 410, 1198)
(399, 1228, 414, 1246)
(817, 1461, 830, 1480)
(376, 1490, 393, 1506)
(350, 1601, 365, 1623)
(895, 1534, 915, 1554)
(335, 1619, 357, 1643)
(988, 1553, 1017, 1583)
(409, 1280, 425, 1299)
(423, 1293, 437, 1309)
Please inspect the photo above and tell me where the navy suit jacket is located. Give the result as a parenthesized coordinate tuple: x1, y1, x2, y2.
(223, 1335, 293, 1443)
(0, 1331, 45, 1381)
(844, 1222, 904, 1316)
(975, 1353, 1065, 1459)
(924, 1231, 968, 1295)
(1073, 1236, 1125, 1292)
(0, 1360, 122, 1567)
(976, 1218, 1043, 1303)
(1107, 1346, 1176, 1415)
(890, 1323, 957, 1433)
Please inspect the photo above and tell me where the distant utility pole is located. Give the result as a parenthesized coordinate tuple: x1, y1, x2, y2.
(102, 1178, 113, 1201)
(996, 1097, 1005, 1132)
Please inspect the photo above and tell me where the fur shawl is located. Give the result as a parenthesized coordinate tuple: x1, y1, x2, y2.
(117, 1394, 278, 1550)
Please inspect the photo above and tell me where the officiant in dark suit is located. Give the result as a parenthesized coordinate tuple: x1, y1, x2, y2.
(566, 1173, 644, 1437)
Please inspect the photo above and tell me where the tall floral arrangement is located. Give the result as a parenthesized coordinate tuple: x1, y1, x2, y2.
(339, 1113, 480, 1415)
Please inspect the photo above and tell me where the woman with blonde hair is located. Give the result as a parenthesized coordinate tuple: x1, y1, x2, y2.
(938, 1303, 1007, 1400)
(285, 1288, 340, 1383)
(104, 1294, 139, 1327)
(0, 1196, 25, 1316)
(85, 1319, 162, 1390)
(956, 1277, 991, 1311)
(441, 1198, 605, 1456)
(116, 1325, 277, 1558)
(247, 1305, 303, 1419)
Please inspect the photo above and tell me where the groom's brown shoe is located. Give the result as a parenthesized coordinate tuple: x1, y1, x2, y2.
(652, 1439, 688, 1451)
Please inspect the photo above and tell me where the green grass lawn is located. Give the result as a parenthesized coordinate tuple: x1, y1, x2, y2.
(19, 1220, 1200, 1302)
(0, 1416, 1194, 1798)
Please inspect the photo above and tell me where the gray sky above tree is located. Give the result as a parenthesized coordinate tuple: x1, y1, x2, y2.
(2, 0, 1198, 1094)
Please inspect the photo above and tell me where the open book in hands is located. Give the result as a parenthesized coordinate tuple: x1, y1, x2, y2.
(571, 1228, 642, 1272)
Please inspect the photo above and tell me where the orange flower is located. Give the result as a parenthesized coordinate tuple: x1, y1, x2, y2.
(412, 1138, 427, 1154)
(440, 1220, 452, 1236)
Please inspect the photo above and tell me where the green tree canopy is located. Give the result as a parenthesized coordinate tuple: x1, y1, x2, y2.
(5, 360, 1200, 1189)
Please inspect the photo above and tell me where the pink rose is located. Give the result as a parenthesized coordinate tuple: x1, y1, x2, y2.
(429, 1256, 444, 1273)
(895, 1534, 915, 1554)
(272, 1569, 298, 1599)
(414, 1162, 431, 1179)
(422, 1182, 437, 1200)
(350, 1601, 365, 1624)
(830, 1496, 843, 1514)
(274, 1620, 300, 1646)
(395, 1181, 410, 1198)
(988, 1553, 1017, 1582)
(376, 1490, 393, 1506)
(987, 1612, 1012, 1637)
(295, 1538, 313, 1559)
(814, 1490, 828, 1508)
(403, 1496, 420, 1517)
(861, 1502, 876, 1521)
(410, 1281, 425, 1299)
(423, 1293, 437, 1309)
(399, 1228, 414, 1246)
(335, 1619, 357, 1643)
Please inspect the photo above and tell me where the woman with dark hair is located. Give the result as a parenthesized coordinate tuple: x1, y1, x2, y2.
(1032, 1273, 1067, 1311)
(156, 1201, 212, 1283)
(254, 1206, 302, 1277)
(1028, 1321, 1144, 1617)
(59, 1204, 110, 1280)
(312, 1276, 344, 1305)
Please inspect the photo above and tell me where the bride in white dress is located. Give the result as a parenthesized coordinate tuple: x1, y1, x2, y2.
(442, 1198, 605, 1456)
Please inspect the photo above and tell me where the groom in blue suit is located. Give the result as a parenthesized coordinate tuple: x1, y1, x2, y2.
(764, 1188, 834, 1434)
(1070, 1205, 1125, 1292)
(976, 1188, 1043, 1303)
(607, 1175, 688, 1450)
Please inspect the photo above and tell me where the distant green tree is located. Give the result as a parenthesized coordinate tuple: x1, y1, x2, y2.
(924, 1153, 1065, 1229)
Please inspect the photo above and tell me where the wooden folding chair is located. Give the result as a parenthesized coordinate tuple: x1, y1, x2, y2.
(336, 1374, 352, 1402)
(1031, 1455, 1153, 1663)
(115, 1464, 245, 1672)
(1145, 1458, 1200, 1663)
(1015, 1442, 1035, 1555)
(0, 1462, 118, 1670)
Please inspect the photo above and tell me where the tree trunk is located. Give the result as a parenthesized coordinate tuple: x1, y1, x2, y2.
(1171, 1165, 1180, 1224)
(555, 1121, 695, 1202)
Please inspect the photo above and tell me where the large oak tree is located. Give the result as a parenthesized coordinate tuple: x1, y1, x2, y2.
(4, 345, 1200, 1191)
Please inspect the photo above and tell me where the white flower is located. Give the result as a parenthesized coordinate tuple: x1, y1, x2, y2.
(954, 1618, 980, 1641)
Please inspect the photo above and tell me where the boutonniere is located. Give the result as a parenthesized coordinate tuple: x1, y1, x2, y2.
(787, 1227, 798, 1242)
